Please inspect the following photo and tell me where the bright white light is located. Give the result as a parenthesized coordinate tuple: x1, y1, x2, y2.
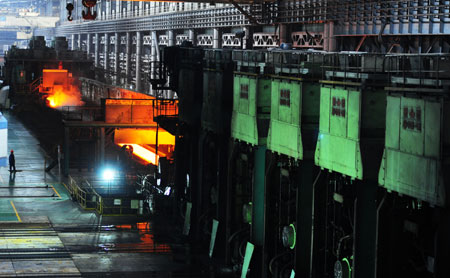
(164, 187, 171, 196)
(102, 169, 116, 181)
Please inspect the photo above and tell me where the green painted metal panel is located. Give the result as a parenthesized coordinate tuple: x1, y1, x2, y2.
(319, 86, 330, 133)
(329, 88, 348, 138)
(209, 219, 219, 258)
(315, 86, 363, 179)
(267, 78, 303, 159)
(379, 149, 444, 206)
(424, 101, 441, 158)
(379, 96, 445, 206)
(257, 79, 272, 113)
(183, 202, 192, 236)
(315, 133, 362, 178)
(231, 75, 258, 144)
(399, 97, 425, 156)
(231, 74, 271, 145)
(240, 242, 255, 278)
(302, 83, 321, 122)
(347, 90, 360, 140)
(385, 96, 400, 149)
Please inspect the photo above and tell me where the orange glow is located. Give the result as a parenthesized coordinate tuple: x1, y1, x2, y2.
(40, 67, 83, 108)
(112, 222, 171, 253)
(43, 69, 68, 73)
(46, 86, 84, 108)
(118, 144, 159, 165)
(114, 128, 175, 145)
(119, 89, 154, 99)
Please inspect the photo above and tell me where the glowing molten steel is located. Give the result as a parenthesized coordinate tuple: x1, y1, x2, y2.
(118, 144, 159, 165)
(47, 87, 84, 108)
(39, 68, 84, 108)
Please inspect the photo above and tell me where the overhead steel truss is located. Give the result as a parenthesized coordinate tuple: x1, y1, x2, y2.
(56, 5, 254, 35)
(56, 1, 450, 37)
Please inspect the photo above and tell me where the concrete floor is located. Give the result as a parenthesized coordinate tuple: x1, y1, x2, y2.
(0, 113, 206, 277)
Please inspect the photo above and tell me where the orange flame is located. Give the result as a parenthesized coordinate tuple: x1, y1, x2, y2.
(46, 86, 84, 108)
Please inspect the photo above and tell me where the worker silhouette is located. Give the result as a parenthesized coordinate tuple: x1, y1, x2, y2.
(9, 150, 16, 173)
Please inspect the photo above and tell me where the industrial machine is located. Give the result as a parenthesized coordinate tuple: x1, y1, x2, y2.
(157, 47, 450, 278)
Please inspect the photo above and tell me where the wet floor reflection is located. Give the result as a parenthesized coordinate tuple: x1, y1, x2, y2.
(96, 222, 172, 253)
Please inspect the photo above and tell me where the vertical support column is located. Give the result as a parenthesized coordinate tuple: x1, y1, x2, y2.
(252, 146, 266, 246)
(78, 33, 82, 50)
(324, 23, 329, 52)
(354, 182, 377, 278)
(114, 32, 119, 83)
(64, 127, 70, 176)
(243, 26, 252, 49)
(324, 21, 336, 52)
(118, 0, 122, 18)
(251, 146, 266, 278)
(97, 0, 102, 20)
(295, 160, 315, 277)
(106, 0, 110, 18)
(279, 24, 287, 44)
(71, 34, 75, 50)
(139, 0, 144, 16)
(127, 1, 132, 17)
(213, 28, 221, 49)
(136, 31, 142, 92)
(215, 138, 230, 261)
(86, 33, 91, 56)
(104, 33, 109, 72)
(125, 32, 131, 84)
(100, 127, 105, 166)
(94, 33, 99, 67)
(151, 31, 158, 78)
(168, 30, 174, 46)
(193, 132, 207, 242)
(189, 29, 195, 45)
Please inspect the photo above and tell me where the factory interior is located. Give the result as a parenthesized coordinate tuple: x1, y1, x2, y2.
(0, 0, 449, 277)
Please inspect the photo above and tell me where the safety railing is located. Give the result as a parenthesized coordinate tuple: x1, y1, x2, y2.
(67, 175, 79, 198)
(29, 77, 42, 94)
(69, 175, 141, 215)
(67, 176, 98, 210)
(320, 52, 387, 83)
(384, 53, 450, 89)
(152, 99, 178, 119)
(267, 50, 325, 78)
(96, 195, 141, 216)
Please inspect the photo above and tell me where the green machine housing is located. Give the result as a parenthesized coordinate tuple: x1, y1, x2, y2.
(379, 96, 450, 207)
(231, 73, 271, 145)
(314, 53, 387, 180)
